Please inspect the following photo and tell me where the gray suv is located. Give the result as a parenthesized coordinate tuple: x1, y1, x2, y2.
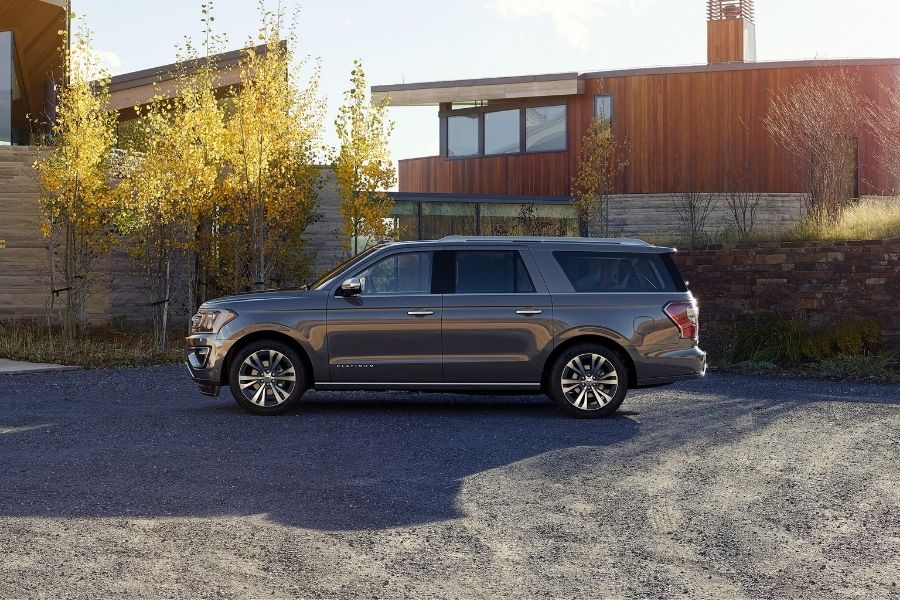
(185, 237, 706, 418)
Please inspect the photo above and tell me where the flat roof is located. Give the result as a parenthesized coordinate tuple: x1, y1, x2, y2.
(108, 44, 269, 93)
(373, 57, 900, 106)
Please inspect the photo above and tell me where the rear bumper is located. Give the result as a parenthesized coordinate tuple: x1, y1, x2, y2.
(635, 346, 706, 387)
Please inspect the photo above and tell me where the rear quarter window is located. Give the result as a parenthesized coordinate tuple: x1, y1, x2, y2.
(553, 251, 683, 292)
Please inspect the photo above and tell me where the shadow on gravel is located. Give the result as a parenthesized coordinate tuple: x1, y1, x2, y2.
(0, 368, 895, 531)
(0, 372, 640, 531)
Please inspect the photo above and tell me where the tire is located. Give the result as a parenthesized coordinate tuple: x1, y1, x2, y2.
(228, 339, 307, 415)
(547, 343, 628, 419)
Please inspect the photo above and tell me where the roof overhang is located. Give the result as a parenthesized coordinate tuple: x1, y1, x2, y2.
(106, 43, 275, 119)
(371, 72, 582, 107)
(0, 0, 67, 117)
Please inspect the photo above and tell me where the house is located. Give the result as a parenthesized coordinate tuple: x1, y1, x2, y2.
(372, 0, 900, 239)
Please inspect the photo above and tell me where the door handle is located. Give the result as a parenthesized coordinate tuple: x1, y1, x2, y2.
(516, 309, 543, 315)
(407, 310, 435, 316)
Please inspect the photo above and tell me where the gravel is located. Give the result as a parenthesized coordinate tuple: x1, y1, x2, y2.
(0, 367, 898, 599)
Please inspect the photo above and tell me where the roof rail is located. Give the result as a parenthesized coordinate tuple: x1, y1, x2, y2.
(438, 235, 651, 246)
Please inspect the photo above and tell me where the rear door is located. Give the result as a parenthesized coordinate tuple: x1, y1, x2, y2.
(439, 247, 553, 384)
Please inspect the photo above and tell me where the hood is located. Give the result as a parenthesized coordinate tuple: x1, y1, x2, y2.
(200, 289, 324, 310)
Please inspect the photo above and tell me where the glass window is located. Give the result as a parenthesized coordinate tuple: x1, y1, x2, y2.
(453, 251, 535, 294)
(553, 252, 678, 293)
(421, 201, 476, 239)
(358, 252, 433, 295)
(389, 200, 419, 241)
(0, 31, 13, 145)
(525, 105, 566, 152)
(594, 94, 613, 124)
(447, 114, 479, 157)
(484, 109, 520, 155)
(479, 202, 580, 237)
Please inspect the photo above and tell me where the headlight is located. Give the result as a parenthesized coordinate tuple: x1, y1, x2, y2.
(190, 308, 238, 334)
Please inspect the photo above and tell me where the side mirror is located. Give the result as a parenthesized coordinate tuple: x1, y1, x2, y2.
(340, 277, 363, 296)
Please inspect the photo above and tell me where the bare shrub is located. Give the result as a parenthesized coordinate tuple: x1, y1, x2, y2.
(724, 119, 762, 238)
(673, 190, 718, 244)
(765, 68, 874, 222)
(871, 74, 900, 187)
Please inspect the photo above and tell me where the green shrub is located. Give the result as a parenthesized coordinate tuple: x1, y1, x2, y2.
(818, 353, 899, 380)
(712, 313, 887, 365)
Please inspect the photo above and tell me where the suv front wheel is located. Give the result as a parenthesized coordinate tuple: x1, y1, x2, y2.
(228, 340, 307, 415)
(548, 344, 627, 418)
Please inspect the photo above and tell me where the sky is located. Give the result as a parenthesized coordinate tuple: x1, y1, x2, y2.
(76, 0, 900, 164)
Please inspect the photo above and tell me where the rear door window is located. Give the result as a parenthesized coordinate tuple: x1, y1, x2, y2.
(553, 251, 678, 292)
(452, 250, 536, 294)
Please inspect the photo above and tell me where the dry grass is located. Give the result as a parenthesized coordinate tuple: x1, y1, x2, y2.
(647, 197, 900, 246)
(782, 197, 900, 241)
(0, 321, 183, 368)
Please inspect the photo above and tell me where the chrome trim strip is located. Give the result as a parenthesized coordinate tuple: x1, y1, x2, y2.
(314, 382, 541, 389)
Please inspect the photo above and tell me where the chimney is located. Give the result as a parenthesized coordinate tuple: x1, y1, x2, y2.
(707, 0, 756, 63)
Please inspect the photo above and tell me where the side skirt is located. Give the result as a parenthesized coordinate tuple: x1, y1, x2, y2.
(313, 382, 542, 392)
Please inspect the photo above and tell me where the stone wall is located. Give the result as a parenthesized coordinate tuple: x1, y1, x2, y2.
(0, 146, 344, 324)
(674, 238, 900, 347)
(602, 193, 807, 238)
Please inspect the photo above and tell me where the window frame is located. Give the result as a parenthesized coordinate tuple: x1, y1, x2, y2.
(594, 94, 613, 125)
(439, 100, 569, 159)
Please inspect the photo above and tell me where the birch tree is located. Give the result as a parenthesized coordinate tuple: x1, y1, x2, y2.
(334, 60, 397, 255)
(34, 21, 117, 340)
(225, 10, 325, 289)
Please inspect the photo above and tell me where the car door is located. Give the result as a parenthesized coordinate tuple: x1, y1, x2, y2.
(326, 249, 442, 383)
(440, 247, 553, 384)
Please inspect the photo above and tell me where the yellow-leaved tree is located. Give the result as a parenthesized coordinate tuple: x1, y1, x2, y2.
(117, 3, 227, 349)
(571, 117, 629, 237)
(224, 8, 325, 290)
(334, 59, 396, 255)
(34, 20, 117, 339)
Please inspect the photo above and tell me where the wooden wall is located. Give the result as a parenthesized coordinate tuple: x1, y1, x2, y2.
(399, 63, 900, 197)
(707, 19, 745, 64)
(399, 151, 570, 196)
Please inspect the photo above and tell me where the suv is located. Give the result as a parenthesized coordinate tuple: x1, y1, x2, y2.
(185, 237, 706, 418)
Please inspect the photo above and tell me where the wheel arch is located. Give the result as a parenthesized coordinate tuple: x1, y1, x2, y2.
(542, 334, 638, 390)
(221, 330, 317, 387)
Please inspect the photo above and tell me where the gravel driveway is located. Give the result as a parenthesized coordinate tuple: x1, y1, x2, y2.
(0, 367, 898, 599)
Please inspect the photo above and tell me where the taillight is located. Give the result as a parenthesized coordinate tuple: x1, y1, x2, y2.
(663, 301, 699, 340)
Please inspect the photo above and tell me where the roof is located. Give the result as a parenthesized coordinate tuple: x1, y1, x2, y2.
(378, 236, 673, 253)
(372, 57, 900, 107)
(106, 42, 280, 116)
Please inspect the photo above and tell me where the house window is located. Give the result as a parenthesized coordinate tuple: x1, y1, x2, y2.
(525, 105, 566, 152)
(447, 114, 479, 157)
(484, 109, 520, 155)
(594, 94, 613, 124)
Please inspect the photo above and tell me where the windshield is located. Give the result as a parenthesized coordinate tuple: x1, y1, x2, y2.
(310, 245, 385, 290)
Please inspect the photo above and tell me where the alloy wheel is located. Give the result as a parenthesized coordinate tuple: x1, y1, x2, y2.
(238, 349, 297, 407)
(560, 352, 620, 411)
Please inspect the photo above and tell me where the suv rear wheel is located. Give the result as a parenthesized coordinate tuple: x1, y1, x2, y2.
(548, 344, 627, 418)
(228, 340, 307, 415)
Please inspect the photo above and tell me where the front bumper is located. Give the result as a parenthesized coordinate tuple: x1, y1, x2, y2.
(184, 334, 233, 387)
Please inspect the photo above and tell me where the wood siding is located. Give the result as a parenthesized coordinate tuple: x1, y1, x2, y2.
(707, 19, 745, 64)
(399, 63, 900, 197)
(399, 152, 570, 196)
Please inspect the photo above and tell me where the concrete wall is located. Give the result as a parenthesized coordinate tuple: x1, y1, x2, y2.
(0, 147, 345, 324)
(600, 193, 807, 238)
(674, 238, 900, 347)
